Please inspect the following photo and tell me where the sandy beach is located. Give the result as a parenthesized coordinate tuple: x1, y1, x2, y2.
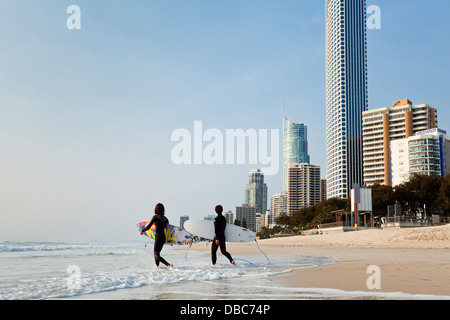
(191, 224, 450, 297)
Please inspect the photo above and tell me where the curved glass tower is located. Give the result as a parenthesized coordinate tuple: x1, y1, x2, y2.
(325, 0, 368, 199)
(283, 115, 310, 192)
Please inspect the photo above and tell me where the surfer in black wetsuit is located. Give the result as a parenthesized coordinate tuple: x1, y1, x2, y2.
(140, 203, 173, 268)
(211, 205, 235, 265)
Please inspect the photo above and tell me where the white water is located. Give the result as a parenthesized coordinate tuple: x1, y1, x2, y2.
(1, 241, 448, 300)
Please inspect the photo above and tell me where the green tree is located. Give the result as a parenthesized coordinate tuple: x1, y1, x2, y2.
(275, 213, 291, 226)
(416, 174, 442, 215)
(370, 183, 395, 212)
(395, 174, 442, 215)
(438, 174, 450, 215)
(241, 218, 247, 229)
(257, 226, 271, 239)
(394, 179, 416, 214)
(276, 198, 349, 231)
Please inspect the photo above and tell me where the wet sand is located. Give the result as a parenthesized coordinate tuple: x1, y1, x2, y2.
(189, 225, 450, 297)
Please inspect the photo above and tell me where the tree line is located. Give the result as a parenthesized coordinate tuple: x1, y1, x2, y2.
(260, 174, 450, 236)
(371, 174, 450, 216)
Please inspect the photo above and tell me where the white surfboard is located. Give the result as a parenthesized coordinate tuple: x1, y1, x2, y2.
(184, 219, 256, 243)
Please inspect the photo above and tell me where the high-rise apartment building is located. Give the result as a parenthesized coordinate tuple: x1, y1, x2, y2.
(362, 99, 438, 186)
(390, 128, 449, 187)
(287, 163, 321, 215)
(283, 114, 310, 192)
(255, 213, 266, 233)
(244, 169, 268, 214)
(326, 0, 368, 199)
(224, 211, 234, 224)
(270, 191, 288, 221)
(320, 179, 327, 202)
(236, 205, 256, 230)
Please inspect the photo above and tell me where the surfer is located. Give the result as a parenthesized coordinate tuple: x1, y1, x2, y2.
(211, 205, 235, 265)
(140, 203, 173, 268)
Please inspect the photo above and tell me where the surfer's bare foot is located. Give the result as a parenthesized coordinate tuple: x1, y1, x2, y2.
(231, 260, 235, 265)
(168, 264, 173, 268)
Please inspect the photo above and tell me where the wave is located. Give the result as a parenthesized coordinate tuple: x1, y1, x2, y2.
(0, 248, 338, 300)
(6, 267, 449, 301)
(0, 242, 138, 253)
(1, 265, 249, 300)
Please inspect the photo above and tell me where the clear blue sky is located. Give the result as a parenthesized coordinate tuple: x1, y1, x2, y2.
(1, 0, 449, 242)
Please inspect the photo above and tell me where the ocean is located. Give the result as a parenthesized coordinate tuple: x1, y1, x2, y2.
(0, 241, 448, 300)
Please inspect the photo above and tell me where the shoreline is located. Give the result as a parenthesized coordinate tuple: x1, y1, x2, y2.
(187, 225, 450, 297)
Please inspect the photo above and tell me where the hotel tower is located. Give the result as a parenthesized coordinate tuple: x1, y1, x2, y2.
(325, 0, 368, 199)
(283, 115, 310, 193)
(362, 99, 438, 186)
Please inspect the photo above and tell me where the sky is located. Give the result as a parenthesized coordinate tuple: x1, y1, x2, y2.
(0, 0, 449, 242)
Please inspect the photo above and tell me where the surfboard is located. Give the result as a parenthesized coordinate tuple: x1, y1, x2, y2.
(183, 219, 256, 243)
(137, 221, 192, 245)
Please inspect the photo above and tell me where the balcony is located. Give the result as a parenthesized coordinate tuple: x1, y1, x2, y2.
(409, 141, 440, 147)
(409, 160, 441, 167)
(409, 147, 440, 154)
(409, 154, 440, 160)
(410, 166, 441, 173)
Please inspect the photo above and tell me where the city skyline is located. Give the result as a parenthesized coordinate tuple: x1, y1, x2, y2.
(1, 0, 449, 242)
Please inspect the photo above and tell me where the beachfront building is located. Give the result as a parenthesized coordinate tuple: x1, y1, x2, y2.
(320, 179, 327, 202)
(255, 213, 266, 233)
(362, 99, 438, 186)
(264, 210, 273, 227)
(224, 211, 234, 224)
(271, 191, 288, 222)
(244, 169, 268, 215)
(236, 205, 256, 231)
(326, 0, 369, 199)
(390, 128, 450, 187)
(287, 163, 321, 215)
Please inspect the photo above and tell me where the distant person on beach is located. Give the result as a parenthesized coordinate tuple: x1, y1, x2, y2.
(140, 203, 173, 268)
(211, 205, 235, 265)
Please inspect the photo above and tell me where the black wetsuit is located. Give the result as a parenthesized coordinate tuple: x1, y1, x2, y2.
(142, 214, 170, 267)
(211, 213, 234, 265)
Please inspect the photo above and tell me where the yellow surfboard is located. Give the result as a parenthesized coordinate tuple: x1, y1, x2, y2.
(137, 221, 192, 245)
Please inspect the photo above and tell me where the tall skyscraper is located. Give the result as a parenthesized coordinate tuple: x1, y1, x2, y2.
(326, 0, 368, 199)
(244, 169, 268, 214)
(283, 108, 310, 192)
